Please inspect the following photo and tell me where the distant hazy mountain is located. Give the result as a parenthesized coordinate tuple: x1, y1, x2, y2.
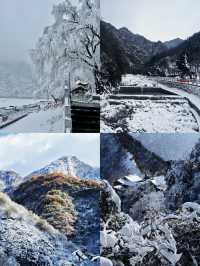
(0, 61, 37, 98)
(101, 20, 200, 79)
(164, 38, 184, 49)
(101, 21, 167, 83)
(118, 27, 167, 61)
(147, 31, 200, 74)
(27, 156, 100, 180)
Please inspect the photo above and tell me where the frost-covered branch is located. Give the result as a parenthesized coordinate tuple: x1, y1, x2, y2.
(31, 0, 100, 97)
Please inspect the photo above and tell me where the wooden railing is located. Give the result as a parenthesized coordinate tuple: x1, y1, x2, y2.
(64, 85, 99, 133)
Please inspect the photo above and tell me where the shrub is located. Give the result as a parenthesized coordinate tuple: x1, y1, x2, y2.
(41, 189, 77, 236)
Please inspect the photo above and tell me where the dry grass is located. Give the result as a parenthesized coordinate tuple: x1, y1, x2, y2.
(18, 173, 103, 196)
(13, 173, 103, 236)
(0, 192, 57, 235)
(41, 189, 77, 236)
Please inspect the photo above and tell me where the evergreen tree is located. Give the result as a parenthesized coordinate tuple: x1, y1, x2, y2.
(176, 53, 191, 78)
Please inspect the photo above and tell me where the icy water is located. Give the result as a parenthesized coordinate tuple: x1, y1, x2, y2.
(0, 98, 43, 108)
(2, 106, 64, 133)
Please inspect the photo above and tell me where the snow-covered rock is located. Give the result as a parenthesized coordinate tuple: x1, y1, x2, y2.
(118, 175, 143, 187)
(100, 257, 113, 266)
(0, 192, 75, 265)
(0, 171, 22, 193)
(151, 176, 167, 191)
(165, 139, 200, 210)
(101, 135, 200, 265)
(101, 182, 183, 266)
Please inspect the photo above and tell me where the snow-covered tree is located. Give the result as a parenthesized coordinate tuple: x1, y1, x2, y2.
(30, 0, 100, 99)
(176, 53, 191, 79)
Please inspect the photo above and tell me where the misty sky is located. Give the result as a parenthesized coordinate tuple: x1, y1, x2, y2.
(0, 133, 100, 176)
(0, 0, 61, 62)
(101, 0, 200, 42)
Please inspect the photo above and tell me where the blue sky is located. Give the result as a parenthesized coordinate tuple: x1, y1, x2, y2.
(101, 0, 200, 42)
(0, 0, 61, 62)
(0, 133, 100, 176)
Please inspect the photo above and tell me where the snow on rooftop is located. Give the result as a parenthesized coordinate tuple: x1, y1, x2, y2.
(151, 176, 167, 191)
(118, 175, 143, 187)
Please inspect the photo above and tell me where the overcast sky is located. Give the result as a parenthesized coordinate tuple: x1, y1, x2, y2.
(101, 0, 200, 42)
(0, 133, 100, 176)
(0, 0, 62, 62)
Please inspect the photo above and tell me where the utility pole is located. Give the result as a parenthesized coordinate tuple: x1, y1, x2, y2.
(64, 72, 72, 133)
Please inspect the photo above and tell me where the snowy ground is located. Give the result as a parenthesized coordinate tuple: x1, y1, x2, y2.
(101, 98, 198, 133)
(0, 105, 64, 133)
(121, 74, 157, 87)
(101, 75, 200, 133)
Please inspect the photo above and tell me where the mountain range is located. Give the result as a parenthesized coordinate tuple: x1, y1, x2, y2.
(0, 156, 100, 194)
(27, 156, 100, 180)
(101, 20, 200, 83)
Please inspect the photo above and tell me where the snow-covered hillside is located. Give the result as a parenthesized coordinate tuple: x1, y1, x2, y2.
(27, 156, 100, 180)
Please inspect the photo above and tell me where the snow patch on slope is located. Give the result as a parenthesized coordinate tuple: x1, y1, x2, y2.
(27, 156, 100, 180)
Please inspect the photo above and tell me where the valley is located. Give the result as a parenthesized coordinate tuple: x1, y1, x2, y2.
(100, 133, 200, 266)
(101, 20, 200, 132)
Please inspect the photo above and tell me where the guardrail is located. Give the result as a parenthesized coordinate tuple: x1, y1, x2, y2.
(153, 77, 200, 87)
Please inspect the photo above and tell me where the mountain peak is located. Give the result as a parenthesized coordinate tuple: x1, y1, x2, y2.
(119, 27, 132, 33)
(27, 156, 100, 180)
(164, 38, 184, 49)
(58, 155, 79, 162)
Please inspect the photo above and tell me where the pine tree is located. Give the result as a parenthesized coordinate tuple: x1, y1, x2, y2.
(176, 53, 191, 78)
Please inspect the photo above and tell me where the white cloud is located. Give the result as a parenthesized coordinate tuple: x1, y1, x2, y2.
(102, 0, 200, 41)
(0, 133, 100, 176)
